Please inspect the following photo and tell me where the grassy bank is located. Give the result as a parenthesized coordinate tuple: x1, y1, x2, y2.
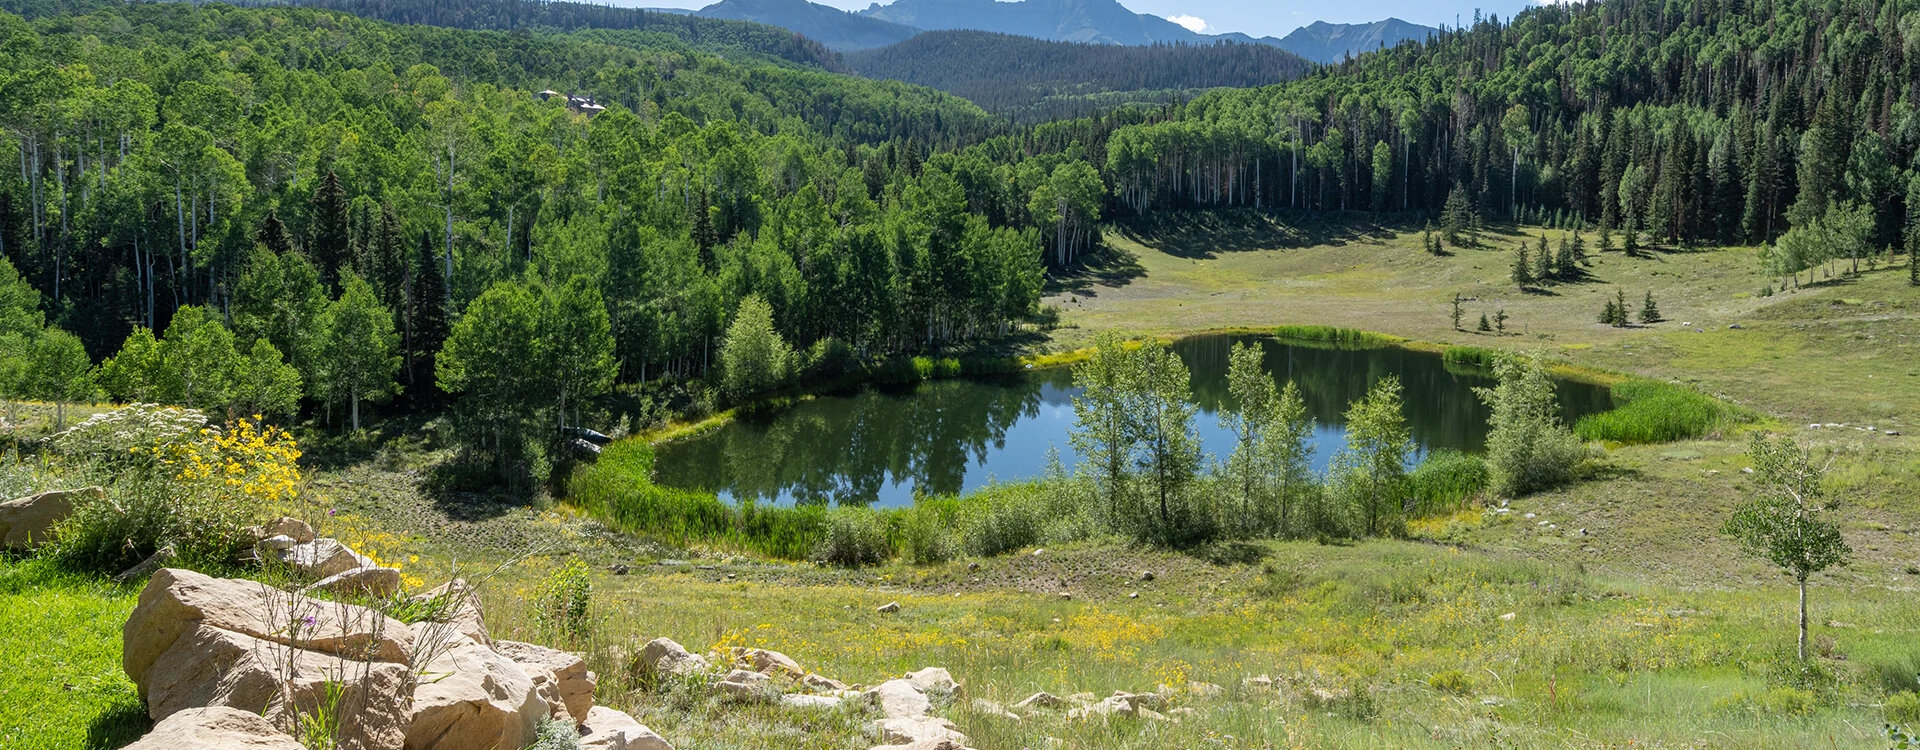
(0, 558, 146, 750)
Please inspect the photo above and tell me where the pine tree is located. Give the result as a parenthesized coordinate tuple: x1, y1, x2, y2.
(1599, 299, 1619, 325)
(1640, 290, 1662, 324)
(255, 210, 298, 257)
(1442, 186, 1472, 246)
(1494, 308, 1508, 334)
(1555, 237, 1575, 279)
(1571, 231, 1588, 266)
(1512, 246, 1534, 287)
(1613, 289, 1629, 327)
(1534, 235, 1553, 282)
(1450, 293, 1464, 331)
(1598, 228, 1615, 254)
(310, 169, 352, 289)
(405, 230, 449, 393)
(1477, 312, 1492, 332)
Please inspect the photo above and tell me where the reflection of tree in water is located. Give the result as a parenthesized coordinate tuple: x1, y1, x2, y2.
(654, 337, 1613, 506)
(1174, 336, 1611, 454)
(657, 375, 1048, 506)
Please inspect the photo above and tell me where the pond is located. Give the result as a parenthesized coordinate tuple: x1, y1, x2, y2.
(651, 335, 1616, 507)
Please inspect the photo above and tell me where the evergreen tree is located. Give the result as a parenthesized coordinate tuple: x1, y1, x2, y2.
(1555, 237, 1575, 278)
(1477, 311, 1492, 332)
(1639, 291, 1662, 324)
(1598, 228, 1615, 254)
(1599, 298, 1619, 325)
(309, 169, 352, 289)
(1494, 308, 1508, 334)
(1512, 246, 1534, 287)
(1534, 234, 1554, 281)
(1613, 289, 1629, 326)
(1450, 293, 1464, 331)
(1570, 231, 1588, 266)
(363, 204, 408, 312)
(406, 230, 449, 392)
(1442, 186, 1472, 246)
(254, 210, 298, 257)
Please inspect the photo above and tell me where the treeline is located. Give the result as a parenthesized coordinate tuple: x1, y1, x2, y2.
(845, 31, 1312, 122)
(1092, 0, 1919, 255)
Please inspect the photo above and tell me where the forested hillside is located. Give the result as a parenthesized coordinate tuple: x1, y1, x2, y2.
(845, 32, 1312, 121)
(0, 1, 1126, 470)
(1098, 0, 1920, 263)
(697, 0, 917, 52)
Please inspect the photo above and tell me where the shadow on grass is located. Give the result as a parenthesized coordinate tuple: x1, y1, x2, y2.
(83, 699, 149, 750)
(1112, 208, 1400, 261)
(1046, 242, 1145, 297)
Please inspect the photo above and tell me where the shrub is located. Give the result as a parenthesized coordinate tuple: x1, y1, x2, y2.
(1441, 345, 1497, 370)
(1889, 692, 1920, 725)
(1269, 325, 1396, 348)
(961, 487, 1049, 557)
(527, 718, 583, 750)
(900, 506, 959, 565)
(1428, 669, 1473, 695)
(1574, 380, 1736, 444)
(1408, 451, 1490, 515)
(52, 414, 299, 573)
(535, 558, 593, 647)
(798, 337, 861, 382)
(813, 510, 891, 567)
(1477, 353, 1589, 497)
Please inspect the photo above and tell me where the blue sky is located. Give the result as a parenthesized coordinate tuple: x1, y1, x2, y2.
(634, 0, 1548, 38)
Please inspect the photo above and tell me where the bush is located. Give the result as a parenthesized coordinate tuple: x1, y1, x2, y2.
(527, 718, 583, 750)
(813, 510, 891, 567)
(1889, 692, 1920, 725)
(799, 337, 861, 382)
(1408, 451, 1490, 515)
(1428, 669, 1473, 695)
(900, 506, 959, 565)
(1477, 353, 1589, 497)
(51, 414, 298, 573)
(961, 488, 1049, 557)
(1574, 380, 1736, 444)
(535, 558, 593, 647)
(1441, 345, 1497, 370)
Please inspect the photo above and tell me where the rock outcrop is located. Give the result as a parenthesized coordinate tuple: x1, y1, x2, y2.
(633, 637, 709, 679)
(578, 706, 673, 750)
(303, 567, 403, 599)
(122, 706, 309, 750)
(268, 538, 375, 579)
(406, 579, 489, 646)
(0, 486, 100, 549)
(495, 639, 597, 722)
(404, 634, 547, 750)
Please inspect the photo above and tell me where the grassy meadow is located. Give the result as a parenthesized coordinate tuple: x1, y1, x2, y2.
(4, 213, 1919, 748)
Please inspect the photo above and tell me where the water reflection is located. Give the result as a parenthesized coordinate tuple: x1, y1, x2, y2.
(651, 335, 1614, 507)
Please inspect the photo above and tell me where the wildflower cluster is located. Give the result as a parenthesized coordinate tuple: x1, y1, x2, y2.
(160, 417, 303, 508)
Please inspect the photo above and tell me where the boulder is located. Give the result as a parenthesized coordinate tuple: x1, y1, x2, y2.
(124, 568, 413, 694)
(712, 669, 773, 701)
(578, 706, 673, 750)
(0, 486, 100, 549)
(406, 579, 489, 646)
(874, 717, 966, 745)
(1066, 693, 1167, 722)
(867, 679, 931, 720)
(263, 517, 316, 544)
(969, 698, 1019, 721)
(405, 635, 547, 750)
(1013, 692, 1066, 710)
(123, 706, 306, 750)
(303, 568, 403, 600)
(270, 538, 374, 579)
(494, 640, 596, 722)
(729, 647, 803, 679)
(780, 694, 842, 710)
(876, 602, 900, 614)
(633, 638, 708, 679)
(904, 667, 960, 697)
(802, 673, 849, 691)
(113, 545, 178, 584)
(142, 623, 411, 750)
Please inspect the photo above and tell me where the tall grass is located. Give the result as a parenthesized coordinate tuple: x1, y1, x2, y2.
(1407, 450, 1490, 515)
(1575, 380, 1738, 444)
(566, 441, 829, 559)
(1269, 325, 1399, 348)
(1441, 345, 1497, 371)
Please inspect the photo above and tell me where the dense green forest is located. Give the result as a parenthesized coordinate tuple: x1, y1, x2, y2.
(845, 32, 1312, 121)
(1099, 0, 1920, 259)
(4, 0, 1919, 485)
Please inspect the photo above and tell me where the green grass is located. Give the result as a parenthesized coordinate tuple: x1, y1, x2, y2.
(1574, 379, 1743, 444)
(1268, 324, 1401, 348)
(566, 440, 830, 559)
(0, 557, 147, 750)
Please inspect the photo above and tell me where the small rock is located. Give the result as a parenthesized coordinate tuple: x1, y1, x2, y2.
(1058, 592, 1072, 600)
(1728, 323, 1743, 329)
(1014, 691, 1066, 710)
(114, 545, 177, 584)
(1499, 612, 1516, 621)
(1139, 571, 1155, 582)
(781, 694, 841, 710)
(1243, 674, 1273, 689)
(712, 670, 773, 701)
(608, 564, 631, 575)
(868, 679, 932, 719)
(634, 637, 709, 679)
(1185, 681, 1224, 697)
(904, 667, 961, 696)
(970, 698, 1020, 721)
(803, 673, 849, 691)
(878, 601, 901, 614)
(1032, 549, 1045, 556)
(260, 517, 315, 544)
(1127, 591, 1138, 599)
(967, 562, 980, 571)
(122, 706, 306, 750)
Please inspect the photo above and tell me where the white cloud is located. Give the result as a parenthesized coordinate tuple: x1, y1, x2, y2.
(1167, 14, 1210, 33)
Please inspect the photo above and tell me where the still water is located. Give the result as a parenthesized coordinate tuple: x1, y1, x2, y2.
(652, 335, 1614, 507)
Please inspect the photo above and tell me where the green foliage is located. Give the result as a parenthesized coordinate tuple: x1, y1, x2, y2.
(1889, 692, 1920, 725)
(899, 506, 959, 565)
(1725, 433, 1851, 660)
(535, 558, 594, 647)
(97, 307, 302, 420)
(1427, 669, 1473, 695)
(1574, 380, 1733, 444)
(1267, 325, 1395, 348)
(20, 328, 95, 430)
(813, 510, 891, 568)
(0, 257, 44, 340)
(527, 717, 584, 750)
(321, 273, 402, 431)
(1332, 377, 1411, 537)
(719, 295, 793, 403)
(1441, 346, 1496, 370)
(1475, 353, 1587, 498)
(1407, 450, 1490, 516)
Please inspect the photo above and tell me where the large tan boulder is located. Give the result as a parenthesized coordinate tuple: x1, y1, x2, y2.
(578, 706, 674, 750)
(124, 569, 413, 694)
(271, 538, 375, 579)
(725, 647, 803, 679)
(0, 486, 100, 549)
(632, 637, 708, 680)
(904, 667, 961, 697)
(406, 579, 489, 646)
(867, 679, 931, 719)
(123, 706, 306, 750)
(495, 640, 596, 722)
(303, 567, 403, 599)
(874, 717, 967, 745)
(404, 635, 547, 750)
(143, 623, 411, 750)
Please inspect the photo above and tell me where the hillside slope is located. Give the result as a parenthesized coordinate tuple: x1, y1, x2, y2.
(697, 0, 917, 50)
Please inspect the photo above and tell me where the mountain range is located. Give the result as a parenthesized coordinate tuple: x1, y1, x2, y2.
(695, 0, 1436, 62)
